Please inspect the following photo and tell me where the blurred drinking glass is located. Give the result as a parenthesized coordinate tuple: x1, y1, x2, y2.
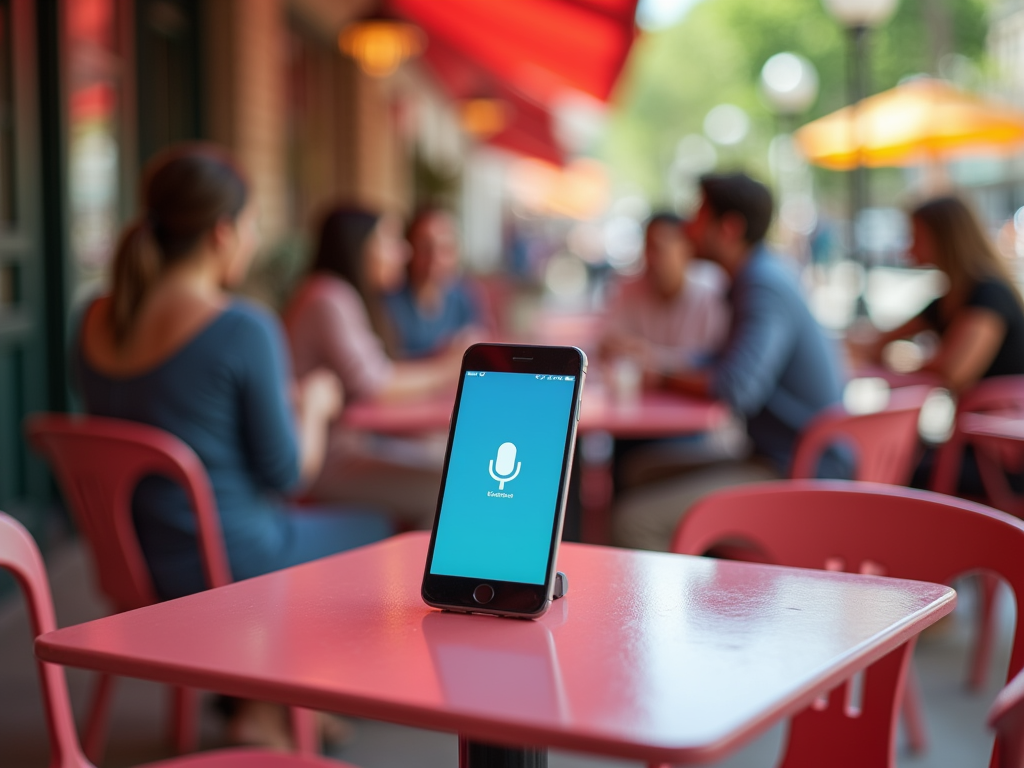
(610, 357, 642, 408)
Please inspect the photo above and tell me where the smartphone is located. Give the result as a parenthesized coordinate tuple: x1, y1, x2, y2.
(421, 343, 587, 618)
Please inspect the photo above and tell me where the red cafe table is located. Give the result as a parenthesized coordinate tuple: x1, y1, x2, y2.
(36, 532, 955, 768)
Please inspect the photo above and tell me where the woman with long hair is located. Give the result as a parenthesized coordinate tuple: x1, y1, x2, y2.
(284, 205, 462, 521)
(76, 146, 391, 601)
(862, 195, 1024, 391)
(858, 195, 1024, 495)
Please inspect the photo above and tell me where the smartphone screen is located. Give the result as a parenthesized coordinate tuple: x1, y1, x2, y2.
(423, 344, 585, 617)
(430, 370, 577, 584)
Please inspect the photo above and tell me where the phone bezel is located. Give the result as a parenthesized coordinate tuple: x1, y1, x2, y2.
(421, 343, 586, 619)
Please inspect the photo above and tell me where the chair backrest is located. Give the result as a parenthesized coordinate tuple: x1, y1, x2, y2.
(25, 414, 231, 611)
(961, 413, 1024, 518)
(931, 376, 1024, 495)
(790, 385, 932, 483)
(673, 480, 1024, 768)
(992, 668, 1024, 768)
(0, 512, 90, 768)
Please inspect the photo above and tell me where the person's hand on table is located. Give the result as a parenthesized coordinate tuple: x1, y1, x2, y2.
(845, 322, 885, 367)
(296, 368, 344, 422)
(294, 368, 344, 485)
(440, 336, 471, 377)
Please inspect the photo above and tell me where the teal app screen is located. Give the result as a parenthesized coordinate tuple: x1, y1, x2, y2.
(430, 371, 577, 585)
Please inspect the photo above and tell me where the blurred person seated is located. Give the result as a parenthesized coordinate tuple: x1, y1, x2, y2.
(856, 195, 1024, 391)
(76, 145, 392, 746)
(614, 173, 850, 551)
(599, 212, 735, 489)
(383, 206, 491, 359)
(284, 206, 463, 524)
(600, 212, 728, 376)
(853, 195, 1024, 494)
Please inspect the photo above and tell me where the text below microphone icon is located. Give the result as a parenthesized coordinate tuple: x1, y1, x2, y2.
(488, 441, 522, 490)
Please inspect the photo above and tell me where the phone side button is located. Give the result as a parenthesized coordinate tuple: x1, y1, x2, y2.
(472, 584, 495, 604)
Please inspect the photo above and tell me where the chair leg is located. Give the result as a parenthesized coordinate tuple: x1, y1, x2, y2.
(82, 672, 116, 764)
(779, 640, 914, 768)
(289, 706, 319, 756)
(901, 665, 928, 753)
(969, 573, 1000, 692)
(170, 687, 200, 754)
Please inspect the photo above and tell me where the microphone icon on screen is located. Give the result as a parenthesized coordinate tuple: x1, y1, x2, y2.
(488, 442, 522, 490)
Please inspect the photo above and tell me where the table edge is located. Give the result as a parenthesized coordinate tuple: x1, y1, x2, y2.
(36, 582, 956, 763)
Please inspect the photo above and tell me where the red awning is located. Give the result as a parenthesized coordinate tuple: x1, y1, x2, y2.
(423, 41, 565, 165)
(388, 0, 639, 104)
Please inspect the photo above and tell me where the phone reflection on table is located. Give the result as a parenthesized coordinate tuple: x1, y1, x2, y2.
(421, 606, 569, 724)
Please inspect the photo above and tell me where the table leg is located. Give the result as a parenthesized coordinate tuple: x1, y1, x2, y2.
(458, 736, 547, 767)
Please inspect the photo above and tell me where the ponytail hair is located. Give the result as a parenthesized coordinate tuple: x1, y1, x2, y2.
(109, 144, 249, 346)
(110, 221, 162, 345)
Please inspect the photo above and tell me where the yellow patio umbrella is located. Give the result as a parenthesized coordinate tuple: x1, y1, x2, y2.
(794, 77, 1024, 170)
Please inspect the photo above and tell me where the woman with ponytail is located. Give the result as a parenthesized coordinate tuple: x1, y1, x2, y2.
(76, 145, 392, 600)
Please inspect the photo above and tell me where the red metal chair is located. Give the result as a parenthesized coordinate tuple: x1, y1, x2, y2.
(789, 384, 933, 753)
(991, 668, 1024, 768)
(669, 480, 1024, 768)
(960, 413, 1024, 519)
(0, 510, 352, 768)
(930, 375, 1024, 496)
(929, 376, 1024, 693)
(790, 384, 932, 484)
(25, 414, 316, 761)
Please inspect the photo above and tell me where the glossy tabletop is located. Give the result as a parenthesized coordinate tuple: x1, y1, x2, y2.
(36, 532, 954, 764)
(342, 388, 727, 439)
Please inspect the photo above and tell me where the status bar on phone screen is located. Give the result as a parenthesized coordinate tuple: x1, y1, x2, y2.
(466, 372, 573, 382)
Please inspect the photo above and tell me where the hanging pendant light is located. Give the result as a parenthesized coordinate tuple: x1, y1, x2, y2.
(338, 14, 425, 78)
(460, 97, 508, 139)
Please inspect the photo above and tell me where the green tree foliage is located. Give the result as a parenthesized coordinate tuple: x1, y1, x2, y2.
(603, 0, 991, 205)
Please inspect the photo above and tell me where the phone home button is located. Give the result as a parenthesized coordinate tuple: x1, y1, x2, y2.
(472, 584, 495, 604)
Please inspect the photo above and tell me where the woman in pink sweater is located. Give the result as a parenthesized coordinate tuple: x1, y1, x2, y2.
(285, 206, 463, 522)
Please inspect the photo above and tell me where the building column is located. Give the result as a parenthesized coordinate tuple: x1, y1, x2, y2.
(204, 0, 288, 241)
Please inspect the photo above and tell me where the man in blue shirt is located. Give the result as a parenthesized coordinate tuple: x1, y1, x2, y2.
(614, 173, 848, 550)
(384, 206, 488, 359)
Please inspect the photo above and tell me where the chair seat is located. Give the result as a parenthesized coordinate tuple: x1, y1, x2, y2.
(147, 748, 358, 768)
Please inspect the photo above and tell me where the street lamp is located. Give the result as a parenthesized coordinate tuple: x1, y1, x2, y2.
(822, 0, 899, 315)
(822, 0, 900, 28)
(760, 52, 819, 127)
(761, 54, 820, 252)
